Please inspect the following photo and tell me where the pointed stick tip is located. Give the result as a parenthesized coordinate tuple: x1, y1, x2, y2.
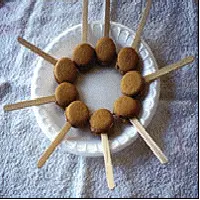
(187, 56, 195, 63)
(37, 161, 43, 169)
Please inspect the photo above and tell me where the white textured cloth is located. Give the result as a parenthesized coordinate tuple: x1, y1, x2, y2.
(0, 0, 198, 198)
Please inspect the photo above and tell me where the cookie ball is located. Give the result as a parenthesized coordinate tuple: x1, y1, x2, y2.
(116, 47, 139, 74)
(95, 37, 116, 65)
(55, 82, 78, 108)
(121, 71, 145, 97)
(65, 101, 89, 127)
(113, 96, 140, 119)
(90, 109, 114, 134)
(72, 43, 95, 69)
(54, 57, 77, 84)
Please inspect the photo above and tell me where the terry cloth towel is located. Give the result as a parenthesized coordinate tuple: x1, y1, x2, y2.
(0, 0, 198, 198)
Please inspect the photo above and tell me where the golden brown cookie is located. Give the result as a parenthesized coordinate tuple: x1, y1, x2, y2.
(121, 71, 145, 96)
(113, 96, 140, 119)
(72, 43, 95, 68)
(65, 101, 89, 127)
(116, 47, 139, 74)
(55, 82, 78, 108)
(54, 57, 78, 84)
(95, 37, 116, 65)
(89, 109, 114, 134)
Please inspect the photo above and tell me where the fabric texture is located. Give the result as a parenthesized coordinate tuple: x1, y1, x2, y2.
(0, 0, 198, 198)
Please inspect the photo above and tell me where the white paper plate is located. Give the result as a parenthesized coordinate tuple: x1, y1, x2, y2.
(31, 21, 160, 156)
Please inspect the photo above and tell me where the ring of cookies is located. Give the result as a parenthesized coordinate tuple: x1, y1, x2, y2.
(4, 0, 194, 190)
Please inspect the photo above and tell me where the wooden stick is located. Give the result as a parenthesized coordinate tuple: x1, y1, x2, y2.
(38, 123, 72, 168)
(3, 95, 56, 111)
(18, 37, 57, 65)
(101, 133, 115, 190)
(132, 0, 152, 52)
(144, 56, 194, 83)
(104, 0, 110, 37)
(82, 0, 88, 43)
(130, 118, 168, 164)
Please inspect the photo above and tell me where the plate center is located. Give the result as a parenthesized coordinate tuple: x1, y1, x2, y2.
(76, 66, 122, 113)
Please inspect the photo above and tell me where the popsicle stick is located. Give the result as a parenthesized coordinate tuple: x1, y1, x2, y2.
(18, 37, 57, 65)
(101, 133, 115, 190)
(82, 0, 88, 43)
(38, 123, 72, 168)
(3, 95, 56, 111)
(130, 118, 168, 164)
(132, 0, 152, 52)
(104, 0, 110, 37)
(144, 56, 194, 83)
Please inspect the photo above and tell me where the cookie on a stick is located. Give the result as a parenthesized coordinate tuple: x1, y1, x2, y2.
(72, 0, 95, 71)
(116, 0, 152, 74)
(95, 0, 116, 65)
(90, 109, 115, 190)
(18, 37, 78, 84)
(38, 101, 90, 168)
(113, 96, 168, 164)
(120, 56, 194, 97)
(4, 82, 78, 111)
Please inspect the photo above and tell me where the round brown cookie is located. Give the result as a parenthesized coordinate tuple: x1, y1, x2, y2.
(65, 101, 89, 127)
(54, 57, 77, 84)
(95, 37, 116, 65)
(55, 82, 78, 108)
(121, 71, 145, 96)
(89, 109, 114, 134)
(72, 43, 95, 68)
(116, 47, 139, 74)
(113, 96, 140, 119)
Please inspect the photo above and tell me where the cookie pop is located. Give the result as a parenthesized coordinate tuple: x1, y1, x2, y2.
(116, 0, 152, 74)
(38, 101, 90, 168)
(18, 37, 78, 84)
(120, 56, 194, 97)
(89, 109, 115, 190)
(72, 0, 95, 71)
(4, 82, 78, 111)
(113, 96, 168, 164)
(95, 0, 117, 65)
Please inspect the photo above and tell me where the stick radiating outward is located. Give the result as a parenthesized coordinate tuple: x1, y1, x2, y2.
(132, 0, 152, 52)
(38, 123, 72, 168)
(72, 0, 96, 69)
(18, 37, 78, 84)
(113, 96, 168, 164)
(144, 56, 195, 83)
(4, 82, 78, 112)
(130, 118, 168, 164)
(116, 0, 152, 74)
(95, 0, 116, 65)
(38, 101, 90, 168)
(4, 96, 56, 111)
(120, 56, 195, 97)
(82, 0, 88, 43)
(101, 133, 115, 190)
(18, 37, 57, 65)
(104, 0, 110, 37)
(118, 56, 195, 162)
(90, 109, 115, 190)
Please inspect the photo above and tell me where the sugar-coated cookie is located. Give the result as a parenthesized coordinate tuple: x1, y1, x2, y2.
(113, 96, 140, 119)
(66, 101, 89, 127)
(121, 71, 144, 96)
(90, 109, 114, 134)
(95, 37, 116, 65)
(73, 43, 95, 69)
(55, 82, 78, 108)
(54, 57, 77, 84)
(116, 47, 139, 74)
